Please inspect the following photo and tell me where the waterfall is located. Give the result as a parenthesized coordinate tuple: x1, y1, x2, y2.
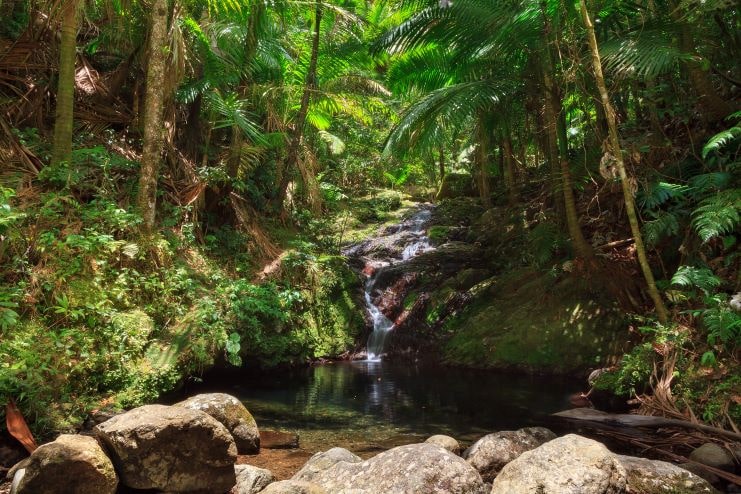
(361, 207, 434, 361)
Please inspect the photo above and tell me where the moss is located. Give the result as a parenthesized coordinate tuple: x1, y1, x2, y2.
(442, 269, 630, 374)
(428, 226, 452, 243)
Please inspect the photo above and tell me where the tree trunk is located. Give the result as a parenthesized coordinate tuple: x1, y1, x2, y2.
(137, 0, 169, 231)
(438, 144, 445, 182)
(669, 1, 731, 122)
(580, 0, 669, 323)
(502, 135, 517, 206)
(50, 0, 78, 166)
(476, 116, 491, 208)
(275, 0, 322, 213)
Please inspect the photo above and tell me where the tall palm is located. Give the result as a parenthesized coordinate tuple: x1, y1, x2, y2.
(50, 0, 80, 166)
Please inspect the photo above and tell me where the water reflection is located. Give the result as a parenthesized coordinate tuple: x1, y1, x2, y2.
(185, 362, 580, 449)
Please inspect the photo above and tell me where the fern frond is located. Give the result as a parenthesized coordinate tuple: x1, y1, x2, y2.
(642, 210, 680, 246)
(702, 127, 741, 158)
(671, 265, 722, 295)
(692, 189, 741, 242)
(639, 181, 688, 209)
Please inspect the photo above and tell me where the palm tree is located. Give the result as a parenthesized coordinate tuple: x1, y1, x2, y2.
(137, 0, 170, 231)
(50, 0, 80, 166)
(579, 0, 669, 322)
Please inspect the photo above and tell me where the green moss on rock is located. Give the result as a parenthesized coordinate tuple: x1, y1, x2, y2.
(443, 269, 629, 374)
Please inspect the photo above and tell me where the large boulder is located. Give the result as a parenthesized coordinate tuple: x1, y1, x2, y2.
(233, 464, 275, 494)
(425, 435, 461, 455)
(617, 455, 717, 493)
(260, 480, 327, 494)
(8, 434, 117, 494)
(296, 443, 487, 494)
(175, 393, 260, 454)
(463, 427, 556, 482)
(293, 447, 361, 482)
(490, 434, 627, 494)
(94, 404, 236, 492)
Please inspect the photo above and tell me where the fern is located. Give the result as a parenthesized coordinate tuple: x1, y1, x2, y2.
(702, 127, 741, 158)
(671, 265, 721, 296)
(687, 172, 731, 197)
(529, 222, 565, 266)
(691, 189, 741, 242)
(639, 181, 688, 209)
(642, 210, 680, 247)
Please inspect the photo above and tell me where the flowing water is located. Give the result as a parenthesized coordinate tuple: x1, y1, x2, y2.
(180, 362, 580, 453)
(363, 207, 434, 360)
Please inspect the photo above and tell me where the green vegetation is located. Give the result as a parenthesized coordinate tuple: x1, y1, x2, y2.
(0, 0, 738, 437)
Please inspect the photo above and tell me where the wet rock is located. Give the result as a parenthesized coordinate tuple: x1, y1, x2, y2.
(94, 404, 236, 492)
(300, 443, 487, 494)
(689, 443, 735, 472)
(490, 434, 627, 494)
(175, 393, 260, 454)
(617, 455, 716, 493)
(261, 430, 300, 449)
(293, 447, 361, 482)
(233, 464, 275, 494)
(679, 462, 721, 486)
(8, 434, 117, 494)
(425, 435, 461, 455)
(260, 480, 327, 494)
(463, 427, 556, 482)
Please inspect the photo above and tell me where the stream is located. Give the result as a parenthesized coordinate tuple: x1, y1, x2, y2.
(178, 205, 582, 454)
(179, 362, 580, 453)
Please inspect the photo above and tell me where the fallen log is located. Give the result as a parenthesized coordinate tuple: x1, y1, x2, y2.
(553, 408, 741, 442)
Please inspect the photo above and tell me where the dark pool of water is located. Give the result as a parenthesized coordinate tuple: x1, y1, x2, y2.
(177, 361, 583, 452)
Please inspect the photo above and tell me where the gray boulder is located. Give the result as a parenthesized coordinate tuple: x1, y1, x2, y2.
(490, 434, 627, 494)
(260, 480, 327, 494)
(293, 447, 361, 482)
(425, 434, 461, 455)
(94, 404, 236, 492)
(297, 443, 487, 494)
(233, 464, 275, 494)
(175, 393, 260, 453)
(463, 426, 556, 482)
(8, 434, 117, 494)
(617, 455, 717, 493)
(689, 443, 735, 472)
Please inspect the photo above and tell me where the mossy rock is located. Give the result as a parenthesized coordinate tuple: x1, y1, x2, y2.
(436, 173, 477, 200)
(443, 269, 630, 374)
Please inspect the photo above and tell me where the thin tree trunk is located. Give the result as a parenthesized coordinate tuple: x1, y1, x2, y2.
(438, 144, 445, 182)
(51, 0, 78, 166)
(137, 0, 169, 231)
(502, 135, 517, 206)
(580, 0, 669, 323)
(476, 116, 491, 208)
(275, 0, 322, 212)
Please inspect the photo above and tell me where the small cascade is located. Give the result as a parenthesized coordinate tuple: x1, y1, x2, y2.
(358, 206, 435, 361)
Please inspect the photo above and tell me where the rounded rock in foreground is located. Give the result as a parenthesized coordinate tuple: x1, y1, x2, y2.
(297, 443, 487, 494)
(490, 434, 627, 494)
(425, 434, 461, 455)
(617, 455, 716, 493)
(463, 426, 556, 482)
(9, 434, 117, 494)
(233, 464, 275, 494)
(293, 447, 362, 482)
(175, 392, 260, 454)
(260, 480, 327, 494)
(94, 404, 236, 492)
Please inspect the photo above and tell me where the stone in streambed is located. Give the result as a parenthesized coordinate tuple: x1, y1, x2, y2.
(175, 392, 260, 454)
(260, 480, 327, 494)
(293, 447, 361, 482)
(261, 430, 300, 449)
(617, 455, 717, 493)
(689, 443, 736, 472)
(490, 434, 627, 494)
(295, 443, 487, 494)
(462, 426, 556, 482)
(8, 434, 117, 494)
(233, 464, 275, 494)
(94, 404, 236, 492)
(425, 434, 461, 455)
